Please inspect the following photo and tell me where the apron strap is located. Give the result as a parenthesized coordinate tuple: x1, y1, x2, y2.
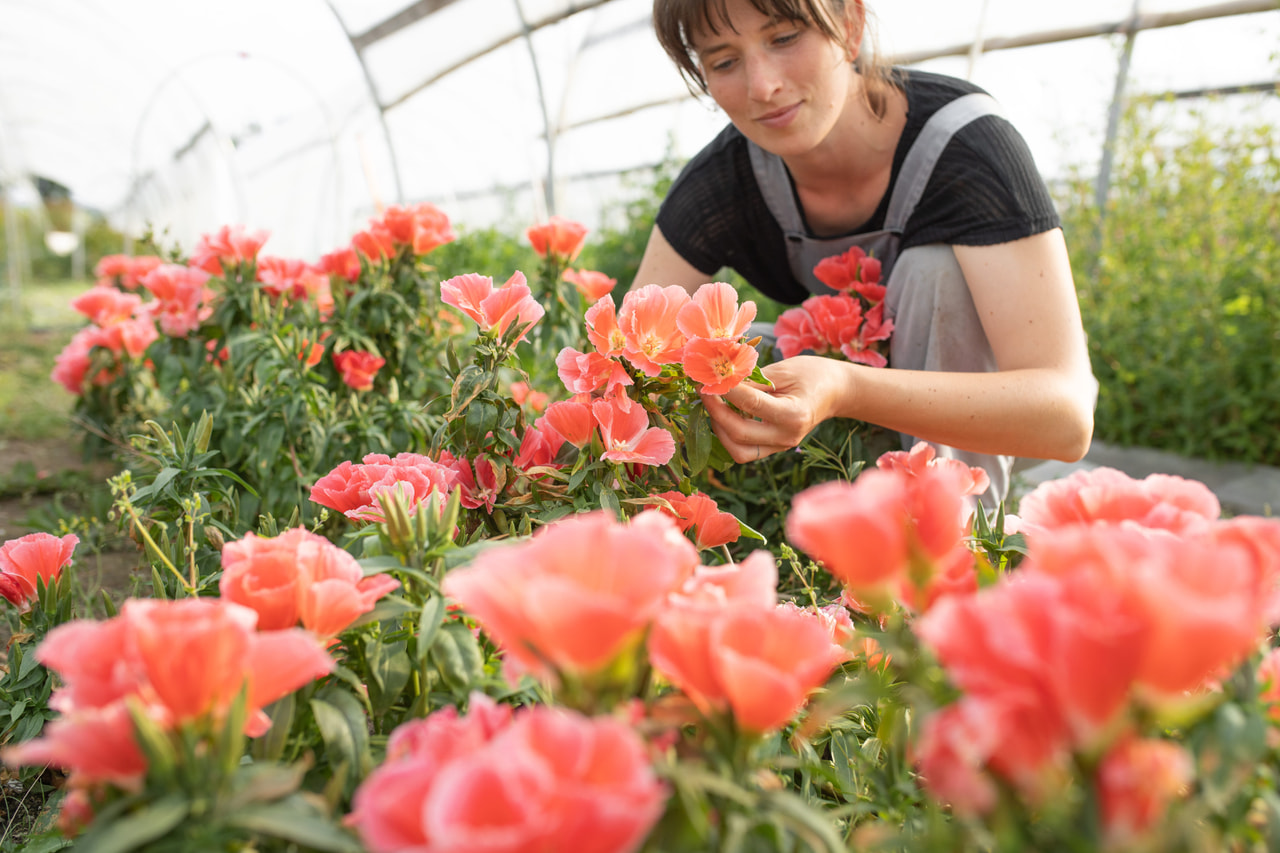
(883, 92, 1006, 231)
(747, 91, 1008, 241)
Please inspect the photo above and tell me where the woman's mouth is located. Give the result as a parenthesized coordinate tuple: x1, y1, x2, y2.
(756, 102, 801, 129)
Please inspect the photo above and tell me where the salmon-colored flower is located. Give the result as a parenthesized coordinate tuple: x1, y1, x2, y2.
(563, 268, 617, 301)
(220, 528, 400, 638)
(649, 580, 841, 734)
(813, 244, 885, 303)
(4, 598, 333, 796)
(912, 700, 1000, 817)
(556, 347, 633, 397)
(190, 224, 270, 275)
(333, 350, 385, 391)
(585, 295, 628, 357)
(682, 337, 759, 395)
(786, 465, 975, 611)
(141, 264, 216, 337)
(441, 510, 696, 681)
(1096, 737, 1192, 850)
(1025, 523, 1267, 699)
(71, 286, 143, 327)
(348, 699, 666, 853)
(509, 381, 549, 413)
(0, 532, 79, 608)
(95, 254, 163, 290)
(877, 441, 990, 498)
(318, 246, 362, 284)
(593, 396, 676, 467)
(526, 216, 588, 262)
(1017, 467, 1221, 538)
(619, 284, 689, 376)
(676, 282, 756, 340)
(512, 423, 567, 472)
(443, 454, 501, 512)
(654, 490, 741, 551)
(541, 400, 597, 449)
(352, 224, 396, 262)
(379, 202, 456, 256)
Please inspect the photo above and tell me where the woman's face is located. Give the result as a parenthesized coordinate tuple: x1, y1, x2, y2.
(692, 0, 856, 159)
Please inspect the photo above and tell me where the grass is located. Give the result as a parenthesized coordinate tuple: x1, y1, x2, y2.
(0, 279, 88, 442)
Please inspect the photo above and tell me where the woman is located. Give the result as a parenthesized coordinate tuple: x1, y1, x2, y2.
(634, 0, 1097, 501)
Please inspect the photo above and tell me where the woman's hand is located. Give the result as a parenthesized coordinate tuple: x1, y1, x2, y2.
(700, 355, 851, 463)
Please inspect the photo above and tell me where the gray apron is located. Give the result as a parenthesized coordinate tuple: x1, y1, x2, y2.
(747, 92, 1015, 503)
(747, 92, 1005, 292)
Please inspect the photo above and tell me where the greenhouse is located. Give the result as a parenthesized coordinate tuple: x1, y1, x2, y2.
(0, 0, 1278, 850)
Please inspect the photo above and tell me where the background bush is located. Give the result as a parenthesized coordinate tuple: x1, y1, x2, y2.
(1058, 95, 1279, 466)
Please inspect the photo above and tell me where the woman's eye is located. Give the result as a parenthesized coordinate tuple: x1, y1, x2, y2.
(773, 31, 799, 46)
(709, 58, 735, 73)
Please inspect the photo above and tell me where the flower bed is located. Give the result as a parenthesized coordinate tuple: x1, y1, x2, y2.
(0, 206, 1277, 851)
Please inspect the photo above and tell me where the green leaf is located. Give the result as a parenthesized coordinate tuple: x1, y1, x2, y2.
(685, 403, 713, 476)
(448, 364, 490, 419)
(311, 687, 372, 783)
(416, 595, 446, 667)
(228, 795, 364, 853)
(74, 794, 189, 853)
(365, 638, 411, 716)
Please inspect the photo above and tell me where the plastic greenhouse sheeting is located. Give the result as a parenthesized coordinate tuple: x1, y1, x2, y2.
(0, 0, 1276, 260)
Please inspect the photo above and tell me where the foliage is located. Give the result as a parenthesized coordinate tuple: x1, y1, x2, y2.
(4, 188, 1279, 853)
(1058, 95, 1280, 466)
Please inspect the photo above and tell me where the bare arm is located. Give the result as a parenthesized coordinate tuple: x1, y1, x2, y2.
(703, 229, 1096, 463)
(631, 224, 716, 296)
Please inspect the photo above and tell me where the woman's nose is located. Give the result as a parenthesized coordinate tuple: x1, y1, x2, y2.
(745, 55, 782, 102)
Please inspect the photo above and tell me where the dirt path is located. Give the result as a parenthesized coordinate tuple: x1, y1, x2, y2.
(0, 437, 143, 612)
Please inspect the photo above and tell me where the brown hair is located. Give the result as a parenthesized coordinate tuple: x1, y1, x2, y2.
(652, 0, 896, 116)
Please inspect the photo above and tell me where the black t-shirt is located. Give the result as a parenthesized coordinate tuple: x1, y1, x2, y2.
(655, 69, 1061, 305)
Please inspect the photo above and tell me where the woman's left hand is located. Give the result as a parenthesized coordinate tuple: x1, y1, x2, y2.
(700, 355, 849, 463)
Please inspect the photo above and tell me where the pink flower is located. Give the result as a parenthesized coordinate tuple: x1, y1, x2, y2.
(348, 699, 666, 853)
(654, 490, 741, 551)
(912, 701, 1000, 816)
(512, 424, 567, 472)
(509, 380, 549, 413)
(1017, 467, 1221, 538)
(310, 453, 459, 523)
(0, 532, 79, 607)
(877, 441, 991, 498)
(682, 337, 759, 395)
(593, 395, 676, 467)
(219, 528, 400, 638)
(676, 282, 757, 340)
(618, 284, 689, 376)
(189, 224, 270, 275)
(556, 347, 633, 397)
(585, 296, 628, 357)
(333, 350, 385, 391)
(1096, 737, 1192, 849)
(839, 301, 893, 367)
(526, 216, 588, 261)
(440, 271, 544, 342)
(563, 268, 617, 301)
(445, 454, 501, 513)
(774, 307, 825, 359)
(94, 254, 162, 290)
(441, 510, 696, 681)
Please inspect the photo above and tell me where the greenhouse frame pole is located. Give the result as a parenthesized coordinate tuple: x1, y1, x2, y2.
(514, 0, 558, 217)
(1095, 0, 1143, 218)
(322, 0, 406, 206)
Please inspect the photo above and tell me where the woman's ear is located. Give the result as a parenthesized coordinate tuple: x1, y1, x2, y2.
(842, 0, 865, 61)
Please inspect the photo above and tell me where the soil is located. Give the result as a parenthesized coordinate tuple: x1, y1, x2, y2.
(0, 438, 144, 627)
